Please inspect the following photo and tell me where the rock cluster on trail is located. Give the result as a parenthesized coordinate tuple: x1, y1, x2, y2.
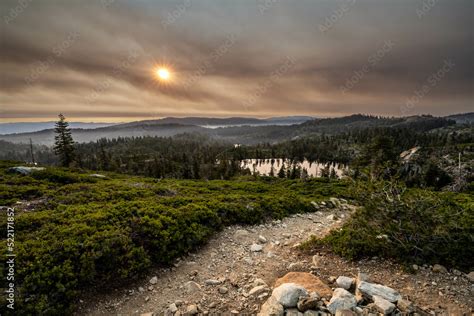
(259, 271, 421, 315)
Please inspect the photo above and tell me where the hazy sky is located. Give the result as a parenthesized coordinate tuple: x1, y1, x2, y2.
(1, 0, 472, 122)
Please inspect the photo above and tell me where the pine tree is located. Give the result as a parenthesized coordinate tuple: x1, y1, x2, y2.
(54, 113, 76, 167)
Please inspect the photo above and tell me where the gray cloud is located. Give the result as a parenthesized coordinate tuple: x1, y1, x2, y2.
(1, 0, 472, 121)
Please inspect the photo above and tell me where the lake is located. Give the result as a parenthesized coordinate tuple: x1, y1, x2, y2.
(240, 159, 347, 178)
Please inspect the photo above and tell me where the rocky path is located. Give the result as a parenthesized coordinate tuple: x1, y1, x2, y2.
(76, 200, 473, 316)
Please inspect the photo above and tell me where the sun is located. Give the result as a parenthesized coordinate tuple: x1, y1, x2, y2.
(156, 67, 171, 81)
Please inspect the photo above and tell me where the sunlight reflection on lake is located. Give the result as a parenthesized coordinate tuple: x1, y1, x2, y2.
(240, 159, 347, 177)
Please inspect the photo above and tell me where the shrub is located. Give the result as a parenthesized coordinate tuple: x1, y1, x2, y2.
(302, 182, 474, 271)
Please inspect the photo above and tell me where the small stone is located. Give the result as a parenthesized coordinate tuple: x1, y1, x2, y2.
(184, 304, 198, 316)
(144, 296, 150, 302)
(149, 276, 158, 284)
(452, 269, 462, 276)
(467, 271, 474, 282)
(138, 286, 145, 292)
(184, 281, 201, 293)
(326, 214, 335, 221)
(254, 278, 268, 287)
(218, 286, 228, 294)
(250, 244, 263, 252)
(432, 264, 448, 273)
(336, 276, 354, 290)
(259, 235, 267, 243)
(167, 303, 178, 313)
(373, 295, 396, 315)
(230, 310, 239, 315)
(312, 255, 323, 267)
(249, 285, 269, 297)
(205, 279, 221, 285)
(412, 264, 419, 271)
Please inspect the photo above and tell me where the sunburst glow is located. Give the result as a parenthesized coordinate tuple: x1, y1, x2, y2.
(156, 67, 170, 81)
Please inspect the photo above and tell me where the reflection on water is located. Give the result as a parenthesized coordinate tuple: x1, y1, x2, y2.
(240, 159, 346, 178)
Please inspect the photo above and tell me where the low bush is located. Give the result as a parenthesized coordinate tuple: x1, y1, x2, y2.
(302, 182, 474, 271)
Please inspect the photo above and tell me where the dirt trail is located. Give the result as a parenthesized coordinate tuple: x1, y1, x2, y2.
(76, 203, 473, 316)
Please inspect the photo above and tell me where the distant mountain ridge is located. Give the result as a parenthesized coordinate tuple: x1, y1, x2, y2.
(0, 122, 118, 135)
(0, 114, 465, 146)
(0, 116, 314, 135)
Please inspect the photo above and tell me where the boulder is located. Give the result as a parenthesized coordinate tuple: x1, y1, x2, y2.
(274, 272, 332, 299)
(336, 276, 354, 290)
(373, 295, 396, 315)
(327, 288, 357, 314)
(357, 281, 401, 303)
(272, 283, 308, 308)
(258, 296, 284, 316)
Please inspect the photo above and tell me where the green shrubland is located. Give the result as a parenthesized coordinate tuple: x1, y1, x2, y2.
(301, 181, 474, 271)
(0, 161, 350, 315)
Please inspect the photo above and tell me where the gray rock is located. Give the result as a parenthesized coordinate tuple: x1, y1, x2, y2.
(286, 308, 304, 316)
(357, 281, 401, 303)
(250, 244, 263, 252)
(336, 276, 354, 290)
(259, 235, 268, 243)
(432, 264, 448, 273)
(373, 295, 396, 315)
(204, 279, 221, 285)
(327, 288, 357, 314)
(184, 281, 201, 293)
(258, 296, 284, 316)
(272, 283, 308, 308)
(149, 276, 158, 285)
